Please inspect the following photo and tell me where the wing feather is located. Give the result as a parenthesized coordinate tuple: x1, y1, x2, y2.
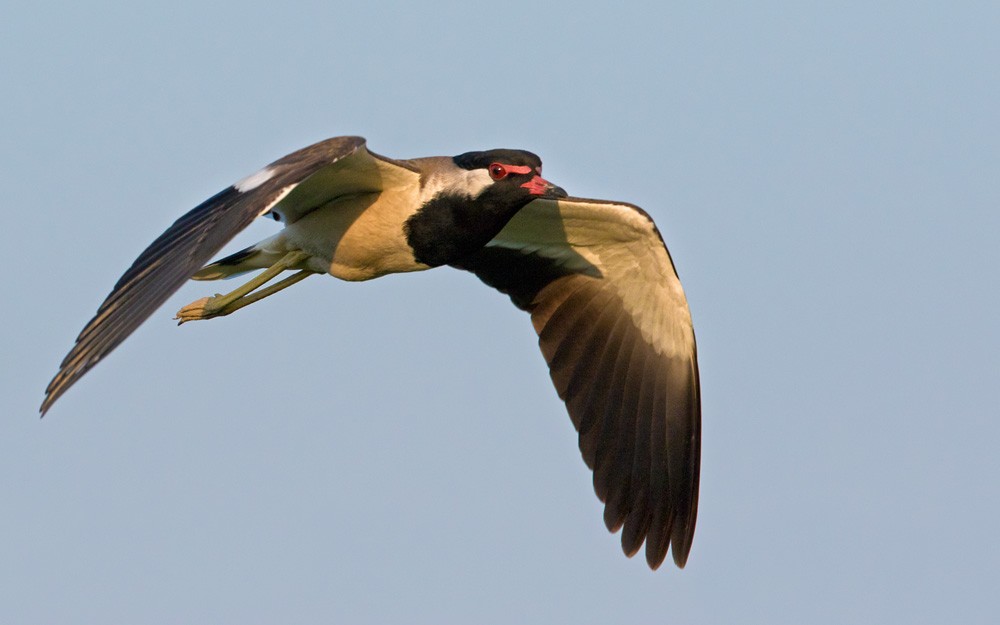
(42, 136, 376, 414)
(451, 196, 701, 569)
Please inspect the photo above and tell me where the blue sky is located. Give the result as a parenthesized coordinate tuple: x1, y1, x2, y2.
(2, 2, 997, 623)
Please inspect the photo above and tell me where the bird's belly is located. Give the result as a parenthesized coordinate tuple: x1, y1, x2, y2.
(280, 191, 430, 281)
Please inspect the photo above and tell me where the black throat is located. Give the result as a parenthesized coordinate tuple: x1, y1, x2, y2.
(404, 187, 533, 267)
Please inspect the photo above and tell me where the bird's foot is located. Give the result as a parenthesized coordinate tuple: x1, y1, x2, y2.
(175, 295, 227, 324)
(174, 267, 316, 325)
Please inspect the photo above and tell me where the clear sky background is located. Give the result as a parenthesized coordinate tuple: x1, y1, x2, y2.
(2, 2, 997, 623)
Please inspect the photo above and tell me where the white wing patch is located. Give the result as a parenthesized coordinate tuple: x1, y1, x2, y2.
(234, 166, 277, 192)
(257, 184, 298, 218)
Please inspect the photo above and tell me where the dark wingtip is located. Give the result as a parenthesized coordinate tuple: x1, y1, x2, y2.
(39, 396, 53, 418)
(40, 376, 64, 417)
(670, 523, 696, 569)
(672, 551, 689, 569)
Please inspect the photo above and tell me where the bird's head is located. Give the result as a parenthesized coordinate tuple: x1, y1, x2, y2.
(452, 148, 567, 204)
(405, 148, 569, 267)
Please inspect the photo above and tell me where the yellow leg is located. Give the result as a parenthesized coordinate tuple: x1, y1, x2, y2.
(175, 251, 314, 323)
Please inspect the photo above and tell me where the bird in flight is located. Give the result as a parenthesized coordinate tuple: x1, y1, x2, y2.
(41, 136, 701, 569)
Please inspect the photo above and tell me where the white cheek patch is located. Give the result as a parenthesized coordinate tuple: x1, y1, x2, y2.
(419, 168, 495, 204)
(234, 166, 276, 192)
(462, 168, 494, 198)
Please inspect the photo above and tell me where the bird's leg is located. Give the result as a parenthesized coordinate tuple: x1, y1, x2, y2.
(175, 250, 314, 323)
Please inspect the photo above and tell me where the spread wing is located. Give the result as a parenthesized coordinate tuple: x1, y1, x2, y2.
(451, 197, 701, 569)
(42, 136, 411, 415)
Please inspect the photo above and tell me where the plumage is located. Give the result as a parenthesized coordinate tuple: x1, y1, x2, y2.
(42, 136, 701, 570)
(452, 198, 700, 568)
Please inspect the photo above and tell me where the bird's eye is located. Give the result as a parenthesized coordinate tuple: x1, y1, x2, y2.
(488, 163, 508, 180)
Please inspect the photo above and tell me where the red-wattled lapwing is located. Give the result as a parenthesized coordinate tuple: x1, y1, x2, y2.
(41, 136, 701, 569)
